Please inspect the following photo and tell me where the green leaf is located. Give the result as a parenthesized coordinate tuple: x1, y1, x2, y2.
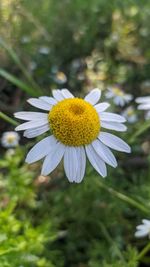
(0, 69, 38, 96)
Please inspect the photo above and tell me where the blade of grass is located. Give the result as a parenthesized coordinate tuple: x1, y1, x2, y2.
(0, 69, 39, 97)
(99, 222, 125, 262)
(96, 179, 150, 214)
(129, 120, 150, 144)
(0, 38, 42, 94)
(0, 111, 18, 126)
(137, 243, 150, 261)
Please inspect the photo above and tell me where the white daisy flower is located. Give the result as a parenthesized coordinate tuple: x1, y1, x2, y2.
(38, 46, 50, 55)
(28, 61, 37, 72)
(106, 86, 133, 107)
(54, 72, 67, 84)
(14, 88, 131, 183)
(136, 96, 150, 112)
(122, 106, 137, 124)
(21, 36, 30, 44)
(1, 131, 20, 148)
(135, 219, 150, 238)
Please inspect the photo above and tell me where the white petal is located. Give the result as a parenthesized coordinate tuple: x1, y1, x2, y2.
(85, 144, 107, 177)
(114, 96, 125, 107)
(94, 102, 110, 113)
(75, 146, 86, 183)
(52, 89, 65, 101)
(25, 136, 57, 163)
(105, 91, 114, 98)
(142, 219, 150, 226)
(101, 121, 127, 132)
(98, 132, 131, 153)
(24, 124, 49, 138)
(39, 96, 57, 105)
(135, 229, 149, 238)
(92, 139, 117, 168)
(136, 225, 146, 230)
(41, 142, 65, 176)
(14, 111, 48, 121)
(125, 94, 133, 102)
(27, 98, 52, 110)
(100, 112, 126, 123)
(136, 96, 150, 103)
(64, 147, 78, 182)
(138, 104, 150, 110)
(15, 119, 48, 131)
(61, 89, 74, 99)
(84, 88, 101, 105)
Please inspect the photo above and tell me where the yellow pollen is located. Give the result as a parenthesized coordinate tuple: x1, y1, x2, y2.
(113, 88, 124, 96)
(127, 109, 134, 116)
(7, 135, 16, 144)
(49, 98, 100, 146)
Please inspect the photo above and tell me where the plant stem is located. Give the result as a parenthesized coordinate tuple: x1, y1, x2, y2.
(137, 243, 150, 260)
(96, 180, 149, 214)
(99, 222, 125, 262)
(0, 112, 18, 126)
(129, 120, 150, 143)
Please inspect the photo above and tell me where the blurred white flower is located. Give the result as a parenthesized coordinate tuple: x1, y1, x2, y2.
(77, 72, 85, 81)
(122, 106, 137, 124)
(1, 131, 20, 148)
(28, 61, 37, 71)
(71, 59, 82, 70)
(136, 96, 150, 111)
(38, 46, 50, 55)
(6, 149, 15, 157)
(135, 219, 150, 238)
(141, 80, 150, 90)
(105, 86, 133, 107)
(54, 72, 67, 84)
(145, 110, 150, 120)
(21, 36, 30, 44)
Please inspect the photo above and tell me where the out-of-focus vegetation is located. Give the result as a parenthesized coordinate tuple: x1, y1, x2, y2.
(0, 0, 150, 266)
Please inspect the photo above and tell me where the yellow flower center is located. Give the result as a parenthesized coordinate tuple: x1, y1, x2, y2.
(127, 109, 134, 116)
(7, 135, 16, 144)
(113, 88, 124, 96)
(56, 72, 66, 82)
(48, 98, 100, 146)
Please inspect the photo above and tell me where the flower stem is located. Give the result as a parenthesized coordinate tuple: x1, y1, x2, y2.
(129, 120, 150, 143)
(0, 111, 18, 126)
(96, 180, 149, 214)
(137, 243, 150, 260)
(99, 222, 125, 262)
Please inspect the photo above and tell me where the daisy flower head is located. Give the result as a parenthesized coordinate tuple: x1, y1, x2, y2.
(136, 96, 150, 112)
(54, 71, 67, 84)
(135, 219, 150, 238)
(38, 46, 50, 55)
(122, 106, 137, 124)
(14, 88, 131, 183)
(1, 131, 20, 148)
(105, 86, 133, 107)
(21, 36, 30, 44)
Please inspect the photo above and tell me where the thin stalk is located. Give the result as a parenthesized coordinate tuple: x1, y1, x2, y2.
(99, 222, 125, 262)
(0, 39, 42, 94)
(17, 6, 51, 41)
(0, 112, 18, 126)
(137, 243, 150, 260)
(129, 120, 150, 144)
(96, 180, 149, 214)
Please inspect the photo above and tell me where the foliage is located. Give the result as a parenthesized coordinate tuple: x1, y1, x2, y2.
(0, 0, 150, 266)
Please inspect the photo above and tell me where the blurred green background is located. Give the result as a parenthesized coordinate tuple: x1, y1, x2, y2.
(0, 0, 150, 266)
